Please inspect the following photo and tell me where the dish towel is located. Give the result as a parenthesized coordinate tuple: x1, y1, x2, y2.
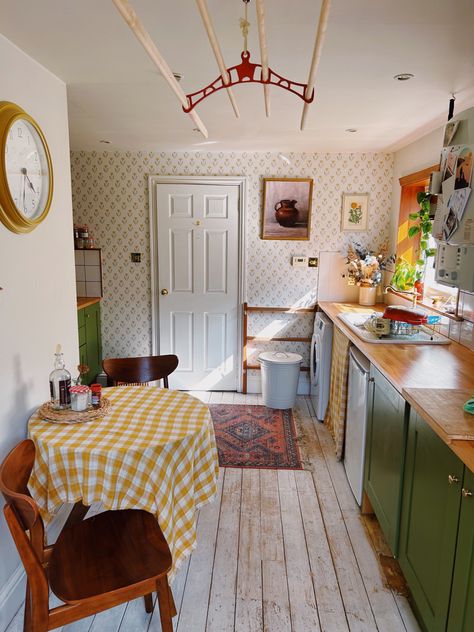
(325, 326, 350, 460)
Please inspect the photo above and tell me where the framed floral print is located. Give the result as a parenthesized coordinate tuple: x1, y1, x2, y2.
(341, 193, 369, 231)
(261, 177, 313, 240)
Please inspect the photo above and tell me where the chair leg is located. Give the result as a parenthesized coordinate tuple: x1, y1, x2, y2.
(23, 583, 31, 632)
(168, 584, 177, 618)
(144, 593, 154, 613)
(156, 577, 174, 632)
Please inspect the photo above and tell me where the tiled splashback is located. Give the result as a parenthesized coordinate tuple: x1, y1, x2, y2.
(74, 249, 103, 298)
(70, 150, 394, 358)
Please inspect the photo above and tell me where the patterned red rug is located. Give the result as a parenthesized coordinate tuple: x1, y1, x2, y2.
(209, 404, 303, 469)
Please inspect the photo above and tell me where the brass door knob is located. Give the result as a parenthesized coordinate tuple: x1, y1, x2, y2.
(462, 488, 473, 498)
(448, 474, 459, 485)
(161, 289, 169, 295)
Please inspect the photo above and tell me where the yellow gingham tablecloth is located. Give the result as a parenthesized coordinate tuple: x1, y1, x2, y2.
(28, 386, 219, 575)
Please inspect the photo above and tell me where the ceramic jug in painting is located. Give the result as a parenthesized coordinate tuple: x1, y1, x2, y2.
(274, 199, 299, 227)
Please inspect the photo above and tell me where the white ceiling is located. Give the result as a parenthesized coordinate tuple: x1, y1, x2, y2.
(1, 0, 474, 153)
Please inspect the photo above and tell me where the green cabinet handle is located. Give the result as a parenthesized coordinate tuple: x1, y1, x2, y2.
(448, 473, 460, 485)
(461, 488, 472, 498)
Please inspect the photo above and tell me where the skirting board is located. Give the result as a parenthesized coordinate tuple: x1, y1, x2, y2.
(0, 503, 72, 632)
(246, 372, 310, 395)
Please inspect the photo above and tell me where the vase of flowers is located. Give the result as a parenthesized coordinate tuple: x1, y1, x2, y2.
(346, 241, 395, 306)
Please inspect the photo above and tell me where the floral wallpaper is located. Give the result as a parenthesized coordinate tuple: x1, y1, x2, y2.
(70, 151, 394, 360)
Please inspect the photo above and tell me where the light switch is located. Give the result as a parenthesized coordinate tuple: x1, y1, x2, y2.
(292, 256, 308, 267)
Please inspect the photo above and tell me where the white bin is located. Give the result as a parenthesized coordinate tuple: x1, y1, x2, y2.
(258, 351, 303, 409)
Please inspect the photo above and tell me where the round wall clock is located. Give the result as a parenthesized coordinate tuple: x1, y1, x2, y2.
(0, 101, 53, 233)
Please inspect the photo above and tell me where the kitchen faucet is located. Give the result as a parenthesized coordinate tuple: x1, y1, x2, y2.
(384, 285, 420, 308)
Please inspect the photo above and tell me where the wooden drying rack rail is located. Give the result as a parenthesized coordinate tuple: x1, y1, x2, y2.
(242, 302, 317, 393)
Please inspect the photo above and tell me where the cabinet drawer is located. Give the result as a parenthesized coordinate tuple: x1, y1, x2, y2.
(78, 325, 86, 347)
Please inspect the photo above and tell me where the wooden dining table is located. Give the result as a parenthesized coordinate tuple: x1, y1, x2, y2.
(28, 385, 219, 576)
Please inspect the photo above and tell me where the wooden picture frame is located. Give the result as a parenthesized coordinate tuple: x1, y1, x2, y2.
(261, 178, 313, 240)
(341, 193, 369, 232)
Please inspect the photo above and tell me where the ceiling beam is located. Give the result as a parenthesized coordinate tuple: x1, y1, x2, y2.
(300, 0, 332, 131)
(195, 0, 240, 118)
(112, 0, 208, 138)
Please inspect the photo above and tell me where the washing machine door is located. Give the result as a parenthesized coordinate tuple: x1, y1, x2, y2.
(310, 333, 321, 386)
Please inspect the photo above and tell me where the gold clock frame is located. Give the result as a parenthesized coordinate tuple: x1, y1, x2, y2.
(0, 101, 54, 233)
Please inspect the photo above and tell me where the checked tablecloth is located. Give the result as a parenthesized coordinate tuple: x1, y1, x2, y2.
(28, 386, 219, 574)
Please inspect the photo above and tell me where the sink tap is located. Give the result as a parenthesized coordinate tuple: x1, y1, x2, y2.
(384, 285, 420, 308)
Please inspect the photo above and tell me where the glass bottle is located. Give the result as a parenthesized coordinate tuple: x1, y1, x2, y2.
(49, 345, 72, 410)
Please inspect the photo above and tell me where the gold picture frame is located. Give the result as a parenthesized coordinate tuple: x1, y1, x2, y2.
(341, 192, 369, 232)
(261, 177, 313, 240)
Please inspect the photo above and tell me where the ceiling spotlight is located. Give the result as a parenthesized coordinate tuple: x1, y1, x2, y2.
(99, 139, 111, 144)
(393, 73, 414, 81)
(345, 128, 358, 133)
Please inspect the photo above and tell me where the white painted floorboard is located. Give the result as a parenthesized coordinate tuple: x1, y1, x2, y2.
(5, 394, 420, 632)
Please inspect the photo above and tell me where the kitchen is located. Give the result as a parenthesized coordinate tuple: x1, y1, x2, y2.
(1, 1, 474, 632)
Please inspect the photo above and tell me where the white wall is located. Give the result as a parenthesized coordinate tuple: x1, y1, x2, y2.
(0, 35, 78, 630)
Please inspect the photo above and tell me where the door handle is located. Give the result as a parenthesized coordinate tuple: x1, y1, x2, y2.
(161, 289, 169, 295)
(462, 488, 473, 498)
(448, 474, 459, 485)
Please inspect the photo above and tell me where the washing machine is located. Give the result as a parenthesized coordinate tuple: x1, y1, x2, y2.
(310, 312, 333, 421)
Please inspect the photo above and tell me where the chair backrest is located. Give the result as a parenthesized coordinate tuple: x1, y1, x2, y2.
(0, 440, 49, 619)
(102, 355, 179, 387)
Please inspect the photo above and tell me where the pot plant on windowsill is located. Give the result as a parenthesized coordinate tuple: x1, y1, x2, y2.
(393, 192, 436, 299)
(346, 241, 395, 306)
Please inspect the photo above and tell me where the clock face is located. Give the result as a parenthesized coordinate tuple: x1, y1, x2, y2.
(4, 118, 50, 220)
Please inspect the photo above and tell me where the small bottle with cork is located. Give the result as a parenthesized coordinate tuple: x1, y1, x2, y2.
(49, 345, 71, 410)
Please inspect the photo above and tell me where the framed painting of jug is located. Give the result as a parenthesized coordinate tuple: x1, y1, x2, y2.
(261, 177, 313, 240)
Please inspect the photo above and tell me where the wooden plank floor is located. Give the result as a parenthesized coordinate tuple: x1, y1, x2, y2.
(6, 393, 420, 632)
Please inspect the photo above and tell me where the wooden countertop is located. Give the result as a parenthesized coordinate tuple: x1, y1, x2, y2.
(319, 301, 474, 472)
(77, 297, 101, 310)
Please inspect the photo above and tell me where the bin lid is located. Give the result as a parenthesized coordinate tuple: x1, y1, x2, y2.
(258, 351, 303, 365)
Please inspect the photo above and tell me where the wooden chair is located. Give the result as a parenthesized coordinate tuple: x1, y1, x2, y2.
(0, 440, 176, 632)
(102, 355, 179, 388)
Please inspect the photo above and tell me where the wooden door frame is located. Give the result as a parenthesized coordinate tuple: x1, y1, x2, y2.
(148, 175, 247, 391)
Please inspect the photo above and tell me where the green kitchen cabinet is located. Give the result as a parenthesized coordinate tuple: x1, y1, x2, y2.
(364, 365, 408, 555)
(447, 468, 474, 632)
(77, 301, 102, 385)
(399, 410, 464, 632)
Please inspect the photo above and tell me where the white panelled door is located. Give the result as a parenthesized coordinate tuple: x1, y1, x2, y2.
(155, 183, 240, 390)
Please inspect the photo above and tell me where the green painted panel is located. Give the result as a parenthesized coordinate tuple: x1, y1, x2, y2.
(78, 325, 86, 347)
(364, 365, 408, 555)
(77, 308, 85, 328)
(447, 468, 474, 632)
(399, 410, 464, 632)
(84, 302, 101, 384)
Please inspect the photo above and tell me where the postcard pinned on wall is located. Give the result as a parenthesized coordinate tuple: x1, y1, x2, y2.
(454, 146, 473, 190)
(443, 120, 460, 147)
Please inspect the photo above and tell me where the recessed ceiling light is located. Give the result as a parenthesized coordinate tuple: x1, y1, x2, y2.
(345, 128, 358, 133)
(99, 139, 111, 144)
(393, 73, 414, 81)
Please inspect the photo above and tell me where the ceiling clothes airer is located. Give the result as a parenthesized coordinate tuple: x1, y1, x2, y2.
(186, 0, 332, 126)
(112, 0, 331, 137)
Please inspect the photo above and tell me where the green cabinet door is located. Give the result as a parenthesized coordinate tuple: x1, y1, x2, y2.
(447, 468, 474, 632)
(364, 365, 408, 555)
(84, 302, 102, 384)
(77, 302, 102, 385)
(399, 411, 464, 632)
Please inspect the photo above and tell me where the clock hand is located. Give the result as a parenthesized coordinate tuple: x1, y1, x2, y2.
(21, 167, 36, 193)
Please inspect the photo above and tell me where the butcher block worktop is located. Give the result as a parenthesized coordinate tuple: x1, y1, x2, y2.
(319, 301, 474, 471)
(77, 297, 101, 310)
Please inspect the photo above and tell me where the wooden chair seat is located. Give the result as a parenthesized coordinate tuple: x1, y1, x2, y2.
(102, 355, 179, 388)
(49, 509, 172, 603)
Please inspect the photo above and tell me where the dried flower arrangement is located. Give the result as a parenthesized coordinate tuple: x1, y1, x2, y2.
(346, 241, 395, 287)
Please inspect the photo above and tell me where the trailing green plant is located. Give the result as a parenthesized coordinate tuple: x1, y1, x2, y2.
(391, 258, 417, 290)
(408, 192, 437, 281)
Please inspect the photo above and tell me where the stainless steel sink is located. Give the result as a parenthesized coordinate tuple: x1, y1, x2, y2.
(338, 312, 450, 345)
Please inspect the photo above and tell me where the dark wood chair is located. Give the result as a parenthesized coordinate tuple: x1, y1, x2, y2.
(102, 355, 179, 388)
(0, 440, 176, 632)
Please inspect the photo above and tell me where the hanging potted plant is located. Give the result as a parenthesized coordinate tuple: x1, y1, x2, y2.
(406, 192, 437, 299)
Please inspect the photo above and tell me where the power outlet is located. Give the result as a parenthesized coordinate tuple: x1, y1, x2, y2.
(131, 253, 141, 263)
(308, 257, 318, 268)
